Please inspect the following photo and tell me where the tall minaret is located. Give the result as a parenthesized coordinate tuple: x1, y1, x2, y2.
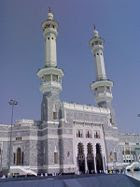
(89, 28, 115, 125)
(37, 9, 64, 121)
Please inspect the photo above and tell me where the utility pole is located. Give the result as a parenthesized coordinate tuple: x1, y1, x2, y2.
(8, 99, 18, 174)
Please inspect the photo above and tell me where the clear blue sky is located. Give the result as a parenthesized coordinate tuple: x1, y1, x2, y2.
(1, 0, 140, 133)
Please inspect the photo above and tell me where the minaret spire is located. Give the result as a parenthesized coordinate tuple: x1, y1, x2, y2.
(89, 29, 115, 125)
(37, 10, 64, 121)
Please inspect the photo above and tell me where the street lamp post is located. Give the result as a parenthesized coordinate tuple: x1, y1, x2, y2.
(8, 99, 18, 174)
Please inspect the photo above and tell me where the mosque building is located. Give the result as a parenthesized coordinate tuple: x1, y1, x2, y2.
(0, 10, 140, 175)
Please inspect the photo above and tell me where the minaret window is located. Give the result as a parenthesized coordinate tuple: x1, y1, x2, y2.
(97, 53, 99, 55)
(52, 74, 58, 81)
(99, 42, 102, 45)
(95, 41, 99, 45)
(52, 37, 54, 40)
(45, 74, 51, 81)
(53, 104, 57, 120)
(48, 37, 50, 40)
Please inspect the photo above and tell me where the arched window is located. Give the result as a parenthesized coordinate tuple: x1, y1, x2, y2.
(54, 152, 58, 164)
(86, 131, 92, 138)
(76, 130, 83, 138)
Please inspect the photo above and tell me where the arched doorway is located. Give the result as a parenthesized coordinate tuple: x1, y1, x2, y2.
(87, 143, 94, 173)
(16, 147, 24, 165)
(96, 143, 103, 173)
(77, 143, 85, 173)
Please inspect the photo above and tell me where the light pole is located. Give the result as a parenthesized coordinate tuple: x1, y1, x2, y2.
(8, 99, 18, 174)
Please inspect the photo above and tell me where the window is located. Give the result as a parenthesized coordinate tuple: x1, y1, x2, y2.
(53, 112, 57, 120)
(114, 152, 117, 161)
(16, 137, 22, 141)
(54, 152, 58, 164)
(86, 130, 92, 138)
(76, 130, 83, 138)
(95, 41, 98, 45)
(109, 151, 113, 162)
(45, 74, 51, 81)
(22, 152, 24, 165)
(67, 152, 70, 157)
(94, 131, 100, 139)
(13, 153, 16, 164)
(48, 37, 50, 40)
(52, 75, 58, 81)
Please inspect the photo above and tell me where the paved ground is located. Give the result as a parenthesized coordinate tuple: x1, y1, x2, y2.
(0, 174, 139, 187)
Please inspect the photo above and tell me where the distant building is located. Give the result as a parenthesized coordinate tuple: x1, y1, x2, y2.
(0, 10, 140, 174)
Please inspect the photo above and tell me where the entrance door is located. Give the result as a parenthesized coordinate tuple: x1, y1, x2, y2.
(77, 143, 85, 173)
(96, 143, 103, 173)
(87, 143, 94, 173)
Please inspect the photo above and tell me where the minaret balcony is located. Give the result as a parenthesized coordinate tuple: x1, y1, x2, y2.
(42, 20, 58, 36)
(40, 81, 62, 94)
(37, 67, 64, 79)
(91, 79, 113, 91)
(43, 27, 58, 37)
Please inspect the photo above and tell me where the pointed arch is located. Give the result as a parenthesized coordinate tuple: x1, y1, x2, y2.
(96, 143, 103, 173)
(87, 143, 95, 173)
(77, 143, 85, 173)
(16, 147, 24, 165)
(16, 147, 22, 165)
